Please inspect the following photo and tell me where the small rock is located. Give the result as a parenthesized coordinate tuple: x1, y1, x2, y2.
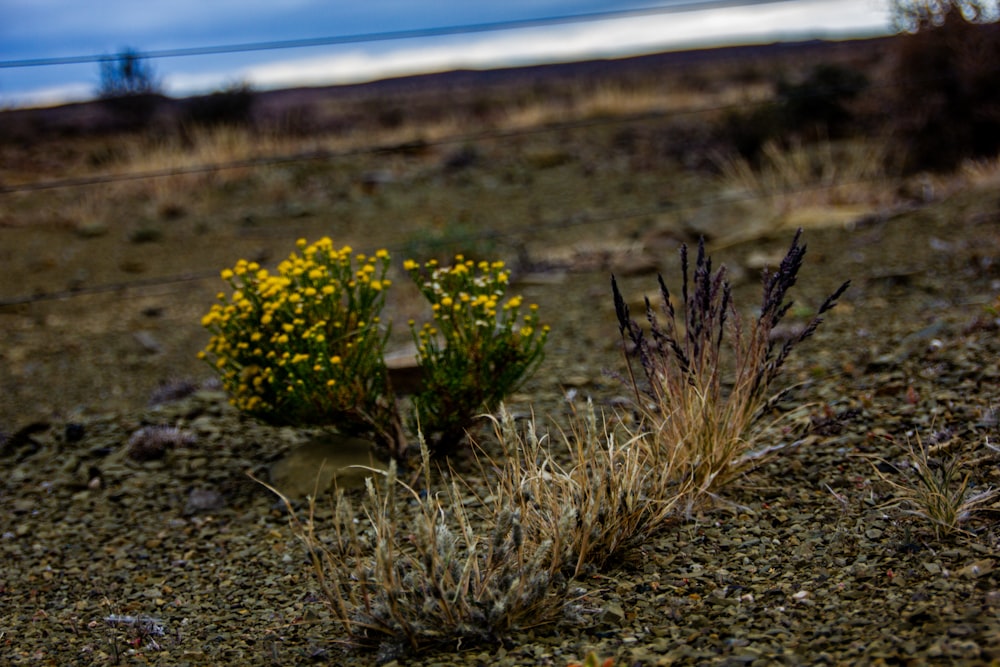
(133, 331, 163, 354)
(184, 488, 226, 515)
(599, 601, 625, 625)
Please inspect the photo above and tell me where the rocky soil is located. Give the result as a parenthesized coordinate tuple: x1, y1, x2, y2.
(3, 173, 1000, 664)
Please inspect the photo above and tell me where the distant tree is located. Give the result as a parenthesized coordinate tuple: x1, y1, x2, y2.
(97, 48, 163, 129)
(97, 47, 160, 99)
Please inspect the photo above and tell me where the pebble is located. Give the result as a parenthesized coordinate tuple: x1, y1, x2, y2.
(184, 488, 226, 515)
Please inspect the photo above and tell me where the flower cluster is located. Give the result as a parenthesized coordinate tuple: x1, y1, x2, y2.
(199, 238, 392, 432)
(405, 255, 549, 452)
(201, 239, 548, 459)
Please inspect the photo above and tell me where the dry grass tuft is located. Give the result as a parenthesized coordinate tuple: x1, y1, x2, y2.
(485, 401, 689, 578)
(257, 401, 698, 659)
(714, 138, 894, 214)
(259, 440, 569, 660)
(872, 436, 998, 539)
(612, 230, 848, 508)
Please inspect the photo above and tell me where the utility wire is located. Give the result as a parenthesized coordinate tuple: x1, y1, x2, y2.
(0, 0, 794, 69)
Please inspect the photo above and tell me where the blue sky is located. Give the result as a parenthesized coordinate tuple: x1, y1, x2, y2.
(0, 0, 892, 108)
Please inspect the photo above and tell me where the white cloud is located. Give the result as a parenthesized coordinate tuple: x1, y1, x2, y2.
(224, 0, 889, 93)
(4, 0, 891, 106)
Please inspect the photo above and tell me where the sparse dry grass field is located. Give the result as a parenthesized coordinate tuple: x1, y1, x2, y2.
(2, 36, 1000, 666)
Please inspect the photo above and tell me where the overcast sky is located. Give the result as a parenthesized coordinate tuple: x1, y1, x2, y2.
(0, 0, 892, 108)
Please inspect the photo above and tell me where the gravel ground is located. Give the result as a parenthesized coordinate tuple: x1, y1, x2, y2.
(3, 190, 1000, 665)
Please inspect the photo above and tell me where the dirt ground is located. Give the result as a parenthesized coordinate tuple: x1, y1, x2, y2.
(2, 37, 1000, 664)
(3, 184, 1000, 664)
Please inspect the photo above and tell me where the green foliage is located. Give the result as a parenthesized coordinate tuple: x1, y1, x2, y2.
(405, 256, 548, 453)
(400, 218, 500, 267)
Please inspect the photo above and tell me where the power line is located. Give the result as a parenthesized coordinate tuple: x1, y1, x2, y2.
(0, 1, 791, 69)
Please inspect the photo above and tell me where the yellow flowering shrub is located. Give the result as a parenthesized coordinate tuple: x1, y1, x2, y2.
(405, 255, 549, 452)
(199, 238, 394, 437)
(201, 240, 548, 459)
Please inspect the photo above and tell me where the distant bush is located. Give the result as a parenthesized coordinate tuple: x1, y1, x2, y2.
(777, 63, 868, 138)
(719, 63, 868, 161)
(182, 83, 255, 127)
(888, 1, 1000, 172)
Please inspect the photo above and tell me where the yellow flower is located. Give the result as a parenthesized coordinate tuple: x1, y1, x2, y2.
(375, 249, 390, 259)
(220, 268, 234, 280)
(404, 259, 419, 271)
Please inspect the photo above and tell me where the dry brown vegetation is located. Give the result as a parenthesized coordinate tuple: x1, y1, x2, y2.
(3, 26, 1000, 665)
